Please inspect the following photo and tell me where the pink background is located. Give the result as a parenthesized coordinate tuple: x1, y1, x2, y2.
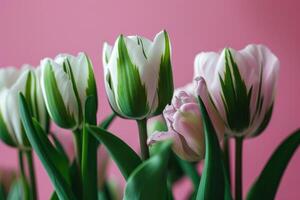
(0, 0, 300, 199)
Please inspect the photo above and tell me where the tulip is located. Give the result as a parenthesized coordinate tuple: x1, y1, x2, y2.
(102, 30, 174, 119)
(41, 52, 97, 130)
(0, 66, 48, 149)
(194, 44, 279, 137)
(147, 83, 224, 161)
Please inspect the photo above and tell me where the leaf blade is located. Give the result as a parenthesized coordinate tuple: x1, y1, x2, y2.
(88, 125, 142, 180)
(124, 141, 172, 200)
(196, 96, 232, 200)
(18, 94, 75, 200)
(246, 129, 300, 200)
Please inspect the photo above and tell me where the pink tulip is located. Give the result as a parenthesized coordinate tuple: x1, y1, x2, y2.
(147, 83, 224, 161)
(194, 44, 279, 137)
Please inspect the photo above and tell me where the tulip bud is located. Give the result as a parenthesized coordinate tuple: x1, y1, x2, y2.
(102, 30, 174, 119)
(41, 52, 97, 130)
(147, 85, 224, 161)
(0, 66, 48, 149)
(194, 44, 279, 137)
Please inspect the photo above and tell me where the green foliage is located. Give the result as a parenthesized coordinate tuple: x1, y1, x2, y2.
(98, 113, 116, 129)
(124, 141, 172, 200)
(19, 94, 75, 200)
(88, 125, 142, 180)
(196, 96, 232, 200)
(247, 129, 300, 200)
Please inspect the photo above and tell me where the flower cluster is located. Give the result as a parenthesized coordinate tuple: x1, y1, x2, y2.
(1, 30, 296, 200)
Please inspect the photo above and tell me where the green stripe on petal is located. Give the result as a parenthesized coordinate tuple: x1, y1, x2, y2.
(116, 35, 149, 119)
(0, 111, 16, 147)
(152, 30, 174, 116)
(219, 49, 252, 133)
(251, 104, 273, 137)
(85, 55, 98, 110)
(64, 59, 83, 125)
(43, 62, 76, 129)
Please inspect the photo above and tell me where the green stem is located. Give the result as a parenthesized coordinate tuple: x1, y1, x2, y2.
(81, 120, 98, 199)
(18, 151, 25, 178)
(235, 137, 244, 200)
(73, 129, 82, 165)
(167, 176, 174, 200)
(136, 119, 149, 160)
(25, 150, 37, 200)
(223, 136, 231, 188)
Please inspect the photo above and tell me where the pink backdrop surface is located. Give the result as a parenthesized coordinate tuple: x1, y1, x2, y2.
(0, 0, 300, 199)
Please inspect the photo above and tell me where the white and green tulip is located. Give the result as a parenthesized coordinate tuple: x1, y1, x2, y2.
(0, 66, 48, 149)
(40, 52, 97, 130)
(194, 45, 279, 137)
(102, 30, 174, 119)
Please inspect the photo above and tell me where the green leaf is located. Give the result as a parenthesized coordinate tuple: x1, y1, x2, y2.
(18, 94, 75, 200)
(81, 95, 98, 200)
(50, 133, 69, 164)
(88, 125, 142, 180)
(50, 192, 59, 200)
(124, 141, 172, 200)
(196, 96, 232, 200)
(98, 181, 113, 200)
(69, 160, 82, 199)
(98, 113, 116, 130)
(0, 183, 6, 200)
(246, 129, 300, 200)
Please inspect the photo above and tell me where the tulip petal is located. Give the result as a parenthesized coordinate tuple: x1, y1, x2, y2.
(114, 35, 149, 119)
(41, 59, 77, 129)
(67, 53, 97, 113)
(33, 67, 49, 131)
(102, 42, 113, 66)
(148, 130, 201, 161)
(195, 77, 225, 139)
(151, 30, 174, 115)
(172, 103, 205, 158)
(0, 89, 16, 146)
(6, 70, 31, 148)
(0, 66, 30, 90)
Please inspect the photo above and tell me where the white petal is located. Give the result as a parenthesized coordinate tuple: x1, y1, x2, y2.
(102, 42, 113, 67)
(174, 83, 195, 97)
(68, 52, 92, 111)
(127, 35, 152, 56)
(145, 31, 170, 111)
(0, 89, 16, 143)
(0, 65, 32, 90)
(6, 70, 31, 146)
(194, 50, 227, 121)
(34, 67, 48, 130)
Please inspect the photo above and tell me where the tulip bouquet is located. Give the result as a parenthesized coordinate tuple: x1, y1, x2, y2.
(0, 30, 299, 200)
